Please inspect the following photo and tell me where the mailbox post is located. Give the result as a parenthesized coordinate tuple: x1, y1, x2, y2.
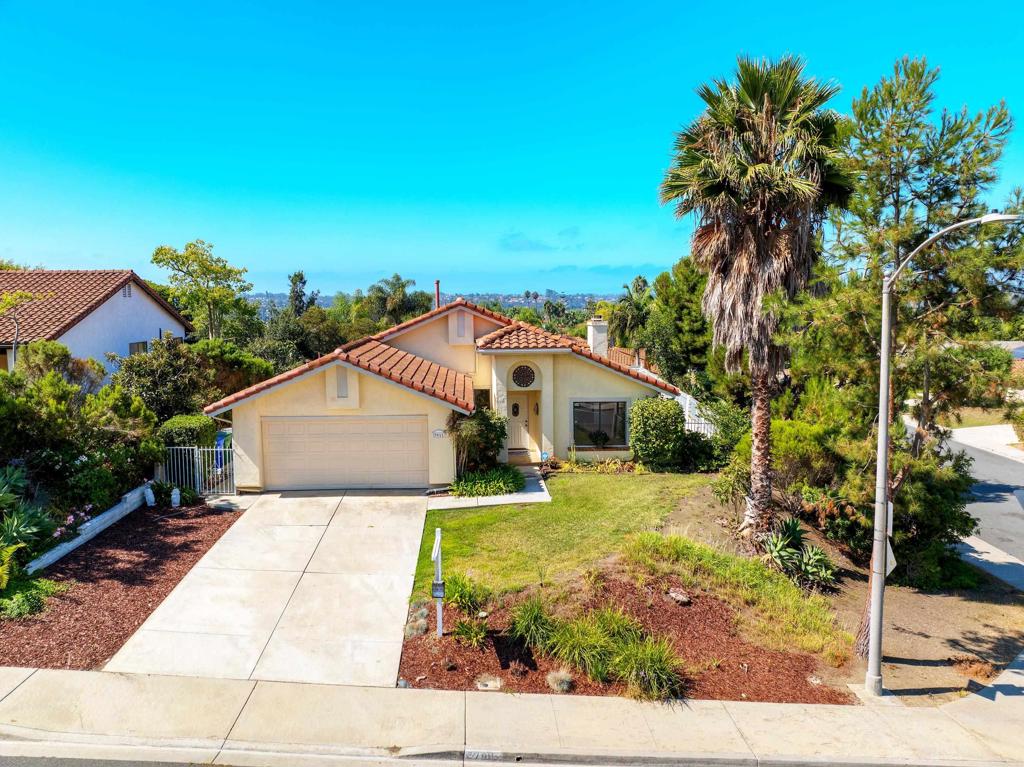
(431, 527, 444, 637)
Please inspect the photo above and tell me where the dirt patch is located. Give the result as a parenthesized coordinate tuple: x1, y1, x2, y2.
(661, 481, 744, 555)
(399, 573, 853, 704)
(662, 488, 1024, 706)
(0, 504, 239, 669)
(825, 567, 1024, 705)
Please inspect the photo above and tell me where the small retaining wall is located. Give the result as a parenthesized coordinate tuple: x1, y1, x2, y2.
(25, 485, 149, 575)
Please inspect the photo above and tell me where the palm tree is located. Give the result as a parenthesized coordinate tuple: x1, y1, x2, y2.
(369, 273, 416, 325)
(608, 276, 652, 364)
(660, 56, 852, 530)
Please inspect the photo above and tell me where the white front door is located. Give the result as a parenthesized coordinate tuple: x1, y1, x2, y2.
(508, 393, 529, 450)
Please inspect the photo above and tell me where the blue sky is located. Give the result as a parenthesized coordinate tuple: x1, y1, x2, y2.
(1, 1, 1021, 296)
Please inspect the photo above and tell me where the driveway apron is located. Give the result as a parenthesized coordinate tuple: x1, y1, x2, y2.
(105, 491, 426, 687)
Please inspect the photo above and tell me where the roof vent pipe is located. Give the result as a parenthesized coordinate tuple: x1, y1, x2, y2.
(434, 280, 441, 309)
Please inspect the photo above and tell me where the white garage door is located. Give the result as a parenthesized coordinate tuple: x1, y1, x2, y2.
(262, 416, 429, 490)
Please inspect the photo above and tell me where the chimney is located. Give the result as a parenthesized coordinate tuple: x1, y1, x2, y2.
(586, 317, 608, 357)
(434, 280, 441, 309)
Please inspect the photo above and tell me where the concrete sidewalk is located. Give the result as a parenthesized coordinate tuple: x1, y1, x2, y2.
(951, 424, 1024, 464)
(1, 662, 1022, 767)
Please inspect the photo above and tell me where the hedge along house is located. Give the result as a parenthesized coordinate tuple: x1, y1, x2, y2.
(204, 298, 680, 492)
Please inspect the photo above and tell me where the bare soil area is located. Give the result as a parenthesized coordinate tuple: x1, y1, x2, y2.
(0, 504, 239, 669)
(671, 492, 1024, 706)
(399, 572, 853, 704)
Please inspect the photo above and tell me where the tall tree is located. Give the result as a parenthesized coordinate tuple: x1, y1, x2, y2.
(151, 240, 252, 340)
(782, 58, 1020, 653)
(367, 273, 416, 325)
(661, 56, 853, 529)
(288, 271, 319, 316)
(608, 276, 652, 362)
(645, 257, 712, 384)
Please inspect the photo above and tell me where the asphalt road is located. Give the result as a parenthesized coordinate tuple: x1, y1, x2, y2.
(949, 437, 1024, 561)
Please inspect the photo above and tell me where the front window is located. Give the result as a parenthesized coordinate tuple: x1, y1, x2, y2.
(572, 400, 627, 447)
(474, 389, 492, 410)
(128, 341, 148, 355)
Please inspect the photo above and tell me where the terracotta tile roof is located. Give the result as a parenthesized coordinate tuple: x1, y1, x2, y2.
(607, 346, 660, 375)
(204, 339, 475, 416)
(474, 322, 575, 350)
(342, 297, 513, 350)
(477, 322, 679, 395)
(0, 269, 191, 344)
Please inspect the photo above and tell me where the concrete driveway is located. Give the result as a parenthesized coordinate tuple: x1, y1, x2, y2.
(105, 491, 425, 686)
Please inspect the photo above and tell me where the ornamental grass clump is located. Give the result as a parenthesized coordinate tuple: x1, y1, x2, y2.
(509, 595, 556, 649)
(610, 636, 683, 700)
(510, 595, 685, 699)
(443, 572, 491, 614)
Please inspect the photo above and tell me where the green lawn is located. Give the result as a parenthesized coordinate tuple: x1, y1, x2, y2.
(414, 472, 709, 596)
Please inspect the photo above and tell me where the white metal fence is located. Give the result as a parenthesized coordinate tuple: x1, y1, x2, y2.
(158, 446, 235, 496)
(676, 392, 716, 436)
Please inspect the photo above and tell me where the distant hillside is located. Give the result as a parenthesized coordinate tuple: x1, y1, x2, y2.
(244, 290, 618, 314)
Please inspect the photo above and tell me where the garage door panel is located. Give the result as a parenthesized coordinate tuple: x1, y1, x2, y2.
(262, 417, 429, 490)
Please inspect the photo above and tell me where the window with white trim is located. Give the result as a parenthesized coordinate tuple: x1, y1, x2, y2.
(572, 400, 627, 447)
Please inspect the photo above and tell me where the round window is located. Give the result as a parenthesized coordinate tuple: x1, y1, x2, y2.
(511, 403, 520, 417)
(512, 365, 536, 388)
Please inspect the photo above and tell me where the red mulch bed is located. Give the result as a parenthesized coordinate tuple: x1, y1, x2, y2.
(399, 574, 853, 704)
(0, 504, 239, 669)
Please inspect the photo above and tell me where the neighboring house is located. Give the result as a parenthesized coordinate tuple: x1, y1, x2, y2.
(0, 270, 191, 372)
(205, 299, 680, 491)
(991, 340, 1024, 378)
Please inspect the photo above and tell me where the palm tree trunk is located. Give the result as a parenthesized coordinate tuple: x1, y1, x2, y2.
(743, 366, 774, 531)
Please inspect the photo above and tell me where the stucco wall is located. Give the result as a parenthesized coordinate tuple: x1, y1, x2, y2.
(553, 354, 655, 459)
(388, 312, 503, 383)
(58, 281, 186, 372)
(231, 363, 457, 491)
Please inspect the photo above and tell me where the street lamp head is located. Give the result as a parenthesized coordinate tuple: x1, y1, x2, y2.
(979, 212, 1023, 224)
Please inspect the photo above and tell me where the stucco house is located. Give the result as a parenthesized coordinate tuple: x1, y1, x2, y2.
(204, 298, 681, 492)
(0, 269, 191, 373)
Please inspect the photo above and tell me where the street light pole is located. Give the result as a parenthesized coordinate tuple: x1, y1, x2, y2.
(865, 212, 1023, 696)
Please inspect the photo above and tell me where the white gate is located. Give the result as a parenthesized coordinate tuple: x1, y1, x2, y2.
(160, 446, 236, 496)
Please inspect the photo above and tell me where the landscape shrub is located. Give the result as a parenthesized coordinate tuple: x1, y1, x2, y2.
(699, 397, 750, 465)
(628, 397, 686, 469)
(0, 576, 64, 618)
(450, 465, 525, 497)
(157, 414, 218, 447)
(509, 596, 556, 649)
(15, 340, 105, 396)
(191, 338, 274, 399)
(108, 336, 217, 422)
(443, 572, 491, 614)
(453, 617, 489, 648)
(446, 408, 508, 476)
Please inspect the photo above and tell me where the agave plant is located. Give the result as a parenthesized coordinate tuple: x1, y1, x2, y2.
(797, 545, 837, 589)
(776, 517, 806, 550)
(761, 531, 800, 573)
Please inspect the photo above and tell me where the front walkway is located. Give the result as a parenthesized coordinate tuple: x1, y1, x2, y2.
(105, 491, 425, 687)
(428, 465, 551, 510)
